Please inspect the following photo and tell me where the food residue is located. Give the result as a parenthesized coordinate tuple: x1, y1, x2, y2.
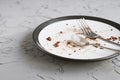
(66, 40, 78, 48)
(93, 43, 100, 48)
(59, 31, 63, 34)
(107, 36, 117, 41)
(86, 36, 97, 40)
(53, 41, 60, 47)
(89, 37, 97, 40)
(92, 43, 104, 49)
(46, 37, 51, 41)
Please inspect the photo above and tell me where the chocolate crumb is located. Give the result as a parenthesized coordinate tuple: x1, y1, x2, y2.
(53, 41, 60, 47)
(86, 36, 97, 40)
(67, 41, 71, 45)
(46, 37, 51, 41)
(89, 37, 97, 40)
(59, 31, 63, 34)
(107, 36, 117, 41)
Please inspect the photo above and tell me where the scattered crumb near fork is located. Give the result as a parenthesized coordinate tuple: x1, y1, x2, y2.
(86, 36, 97, 40)
(106, 36, 117, 41)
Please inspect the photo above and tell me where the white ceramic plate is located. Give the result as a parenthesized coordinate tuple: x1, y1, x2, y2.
(33, 16, 120, 61)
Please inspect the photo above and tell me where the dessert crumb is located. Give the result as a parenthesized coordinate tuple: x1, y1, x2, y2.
(53, 41, 60, 47)
(107, 36, 117, 41)
(66, 40, 77, 47)
(46, 37, 51, 41)
(59, 31, 63, 34)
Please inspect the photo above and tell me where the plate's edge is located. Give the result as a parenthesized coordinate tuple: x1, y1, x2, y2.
(32, 15, 120, 61)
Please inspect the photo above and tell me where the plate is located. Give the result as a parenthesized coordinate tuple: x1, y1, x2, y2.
(33, 16, 120, 61)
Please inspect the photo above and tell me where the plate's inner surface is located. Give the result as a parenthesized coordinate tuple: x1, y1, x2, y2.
(38, 19, 120, 59)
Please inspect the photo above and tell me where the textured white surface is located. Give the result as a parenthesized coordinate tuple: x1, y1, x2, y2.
(0, 0, 120, 80)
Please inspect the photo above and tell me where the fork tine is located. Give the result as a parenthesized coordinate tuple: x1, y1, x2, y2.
(77, 20, 85, 34)
(81, 19, 91, 34)
(78, 20, 87, 35)
(82, 18, 92, 33)
(79, 19, 89, 35)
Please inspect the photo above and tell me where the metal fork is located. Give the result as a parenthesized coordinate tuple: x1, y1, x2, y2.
(78, 18, 120, 47)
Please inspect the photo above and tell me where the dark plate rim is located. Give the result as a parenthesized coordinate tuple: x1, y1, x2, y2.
(32, 15, 120, 61)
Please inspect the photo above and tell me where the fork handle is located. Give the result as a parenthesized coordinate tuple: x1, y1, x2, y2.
(100, 46, 120, 53)
(98, 36, 120, 47)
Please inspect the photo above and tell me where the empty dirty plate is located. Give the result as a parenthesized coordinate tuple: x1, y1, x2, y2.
(33, 16, 120, 61)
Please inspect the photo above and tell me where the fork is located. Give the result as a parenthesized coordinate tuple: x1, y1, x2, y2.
(78, 18, 120, 47)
